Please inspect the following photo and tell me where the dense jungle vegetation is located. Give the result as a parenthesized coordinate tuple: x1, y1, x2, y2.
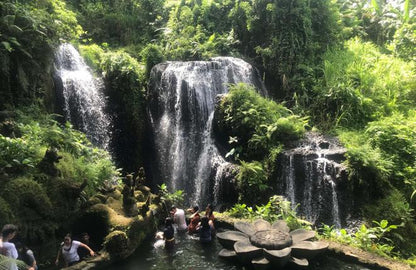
(0, 0, 416, 267)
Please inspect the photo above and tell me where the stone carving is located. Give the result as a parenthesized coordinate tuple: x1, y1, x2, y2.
(217, 219, 328, 269)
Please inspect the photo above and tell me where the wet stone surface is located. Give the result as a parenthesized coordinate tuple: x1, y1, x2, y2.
(250, 229, 293, 250)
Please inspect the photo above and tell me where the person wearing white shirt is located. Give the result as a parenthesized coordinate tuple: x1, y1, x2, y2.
(1, 224, 34, 270)
(55, 233, 95, 267)
(170, 206, 187, 232)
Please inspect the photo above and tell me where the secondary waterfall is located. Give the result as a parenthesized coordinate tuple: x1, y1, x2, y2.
(277, 132, 348, 227)
(55, 44, 111, 149)
(148, 57, 265, 206)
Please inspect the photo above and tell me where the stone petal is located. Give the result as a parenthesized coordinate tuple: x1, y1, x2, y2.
(218, 248, 237, 260)
(291, 241, 329, 259)
(264, 247, 291, 267)
(271, 220, 290, 233)
(217, 230, 249, 250)
(253, 219, 271, 232)
(234, 239, 263, 265)
(290, 229, 316, 244)
(289, 256, 309, 268)
(234, 221, 256, 236)
(252, 257, 270, 270)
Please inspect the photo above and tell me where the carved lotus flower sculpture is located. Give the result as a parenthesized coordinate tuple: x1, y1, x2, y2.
(217, 219, 328, 269)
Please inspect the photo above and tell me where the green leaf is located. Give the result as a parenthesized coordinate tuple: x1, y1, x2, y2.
(380, 220, 388, 229)
(1, 41, 12, 52)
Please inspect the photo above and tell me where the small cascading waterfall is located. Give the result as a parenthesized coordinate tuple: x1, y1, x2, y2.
(55, 44, 111, 149)
(277, 132, 348, 227)
(148, 57, 266, 206)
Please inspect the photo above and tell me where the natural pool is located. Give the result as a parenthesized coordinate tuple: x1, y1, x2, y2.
(114, 232, 372, 270)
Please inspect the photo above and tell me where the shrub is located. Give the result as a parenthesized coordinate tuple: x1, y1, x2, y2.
(236, 161, 269, 205)
(141, 43, 165, 78)
(215, 83, 307, 161)
(0, 196, 14, 227)
(79, 43, 105, 71)
(312, 38, 416, 130)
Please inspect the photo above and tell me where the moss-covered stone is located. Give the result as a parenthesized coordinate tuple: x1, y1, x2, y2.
(0, 196, 14, 227)
(103, 230, 129, 258)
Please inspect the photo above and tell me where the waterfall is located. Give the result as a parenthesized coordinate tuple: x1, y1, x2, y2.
(148, 57, 265, 206)
(286, 155, 296, 207)
(55, 44, 111, 149)
(278, 132, 347, 227)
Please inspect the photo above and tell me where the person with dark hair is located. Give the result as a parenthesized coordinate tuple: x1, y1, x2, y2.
(16, 242, 38, 270)
(1, 224, 34, 270)
(187, 206, 200, 234)
(1, 224, 18, 259)
(163, 217, 175, 249)
(198, 217, 212, 243)
(205, 204, 215, 230)
(170, 206, 187, 232)
(55, 233, 95, 267)
(78, 232, 96, 260)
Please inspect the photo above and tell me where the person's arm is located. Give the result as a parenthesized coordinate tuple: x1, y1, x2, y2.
(0, 237, 3, 254)
(27, 250, 37, 269)
(79, 243, 95, 257)
(55, 247, 61, 265)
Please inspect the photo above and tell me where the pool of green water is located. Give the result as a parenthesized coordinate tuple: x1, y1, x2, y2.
(114, 232, 372, 270)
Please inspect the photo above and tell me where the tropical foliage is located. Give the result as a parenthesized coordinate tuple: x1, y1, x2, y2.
(0, 108, 119, 250)
(0, 0, 416, 264)
(215, 83, 307, 161)
(320, 220, 400, 257)
(226, 195, 306, 230)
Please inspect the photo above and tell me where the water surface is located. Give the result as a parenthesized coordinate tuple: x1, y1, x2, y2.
(115, 233, 371, 270)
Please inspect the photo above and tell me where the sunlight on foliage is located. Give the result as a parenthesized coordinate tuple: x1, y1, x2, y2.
(216, 83, 307, 161)
(320, 219, 400, 257)
(227, 195, 306, 230)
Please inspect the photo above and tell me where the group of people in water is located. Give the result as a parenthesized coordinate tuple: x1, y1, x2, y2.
(157, 204, 216, 249)
(0, 204, 216, 268)
(0, 223, 96, 269)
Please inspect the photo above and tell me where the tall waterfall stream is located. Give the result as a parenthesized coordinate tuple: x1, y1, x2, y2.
(55, 44, 111, 149)
(148, 58, 266, 206)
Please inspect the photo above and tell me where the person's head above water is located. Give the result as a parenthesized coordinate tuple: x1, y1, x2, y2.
(165, 217, 173, 227)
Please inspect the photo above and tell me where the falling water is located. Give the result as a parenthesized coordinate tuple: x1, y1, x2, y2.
(279, 132, 347, 227)
(55, 44, 111, 149)
(286, 155, 296, 207)
(148, 57, 265, 206)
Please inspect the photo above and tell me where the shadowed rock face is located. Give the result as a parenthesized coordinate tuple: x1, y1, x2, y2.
(218, 219, 328, 269)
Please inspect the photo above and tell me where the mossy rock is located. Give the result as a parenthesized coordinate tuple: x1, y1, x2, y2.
(108, 189, 122, 200)
(71, 206, 111, 248)
(138, 185, 151, 195)
(150, 194, 160, 204)
(1, 177, 55, 242)
(106, 196, 123, 213)
(127, 218, 149, 249)
(103, 230, 129, 258)
(134, 190, 145, 202)
(95, 194, 109, 203)
(2, 177, 52, 221)
(88, 196, 103, 206)
(0, 196, 14, 226)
